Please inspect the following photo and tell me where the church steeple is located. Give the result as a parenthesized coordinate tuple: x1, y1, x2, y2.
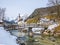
(18, 13, 23, 22)
(19, 13, 20, 20)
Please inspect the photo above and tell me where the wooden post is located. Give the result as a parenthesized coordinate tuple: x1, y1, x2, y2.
(28, 27, 33, 37)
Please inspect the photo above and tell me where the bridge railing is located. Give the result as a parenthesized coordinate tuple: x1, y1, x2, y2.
(18, 23, 43, 28)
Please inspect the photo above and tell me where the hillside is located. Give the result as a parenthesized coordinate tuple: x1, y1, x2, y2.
(26, 15, 40, 24)
(25, 6, 60, 22)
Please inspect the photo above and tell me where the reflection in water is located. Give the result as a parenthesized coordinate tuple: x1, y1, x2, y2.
(9, 30, 41, 45)
(9, 30, 26, 37)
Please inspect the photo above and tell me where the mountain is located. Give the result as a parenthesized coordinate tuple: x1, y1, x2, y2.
(25, 6, 59, 21)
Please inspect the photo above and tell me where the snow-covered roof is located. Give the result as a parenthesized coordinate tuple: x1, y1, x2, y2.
(32, 28, 44, 32)
(48, 23, 59, 30)
(40, 18, 50, 22)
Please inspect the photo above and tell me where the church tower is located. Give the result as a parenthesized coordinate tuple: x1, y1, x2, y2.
(18, 13, 23, 22)
(18, 13, 24, 29)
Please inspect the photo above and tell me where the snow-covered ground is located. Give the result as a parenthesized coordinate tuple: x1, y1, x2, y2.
(0, 27, 18, 45)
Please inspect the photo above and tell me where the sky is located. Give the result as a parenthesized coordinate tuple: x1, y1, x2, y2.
(0, 0, 48, 20)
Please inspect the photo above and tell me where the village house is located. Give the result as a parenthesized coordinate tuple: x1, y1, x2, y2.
(3, 20, 18, 30)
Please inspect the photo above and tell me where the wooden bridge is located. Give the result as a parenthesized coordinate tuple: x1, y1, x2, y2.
(5, 23, 48, 30)
(18, 23, 45, 28)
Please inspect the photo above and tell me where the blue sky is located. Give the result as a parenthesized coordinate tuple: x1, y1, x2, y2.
(0, 0, 48, 20)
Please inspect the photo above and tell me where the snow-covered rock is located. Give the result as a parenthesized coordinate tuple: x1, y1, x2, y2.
(0, 27, 18, 45)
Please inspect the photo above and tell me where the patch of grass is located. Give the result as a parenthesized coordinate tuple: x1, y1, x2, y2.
(34, 36, 60, 45)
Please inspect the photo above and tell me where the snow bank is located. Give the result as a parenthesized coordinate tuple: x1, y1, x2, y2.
(48, 24, 59, 30)
(0, 27, 18, 45)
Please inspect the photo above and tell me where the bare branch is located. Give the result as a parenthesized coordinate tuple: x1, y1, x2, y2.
(48, 0, 60, 18)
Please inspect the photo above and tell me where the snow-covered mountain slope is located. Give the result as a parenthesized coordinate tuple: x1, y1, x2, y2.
(0, 27, 18, 45)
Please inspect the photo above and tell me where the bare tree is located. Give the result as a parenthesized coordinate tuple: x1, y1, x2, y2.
(0, 8, 6, 21)
(48, 0, 60, 18)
